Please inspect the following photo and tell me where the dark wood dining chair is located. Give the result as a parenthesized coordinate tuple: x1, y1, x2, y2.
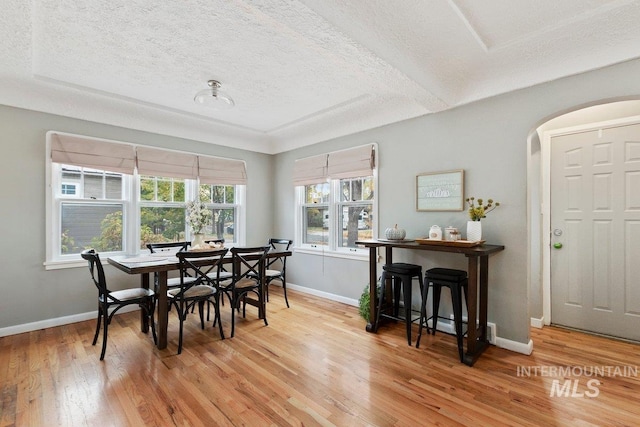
(263, 238, 293, 308)
(81, 249, 157, 360)
(170, 248, 228, 354)
(227, 246, 270, 337)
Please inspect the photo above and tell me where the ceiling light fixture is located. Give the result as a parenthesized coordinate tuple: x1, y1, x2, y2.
(194, 80, 234, 109)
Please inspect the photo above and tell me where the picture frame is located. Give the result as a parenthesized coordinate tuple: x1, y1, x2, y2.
(416, 169, 464, 211)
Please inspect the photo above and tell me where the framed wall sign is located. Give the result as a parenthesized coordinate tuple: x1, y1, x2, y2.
(416, 169, 464, 211)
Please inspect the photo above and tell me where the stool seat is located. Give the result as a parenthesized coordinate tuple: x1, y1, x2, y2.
(375, 263, 424, 346)
(384, 263, 422, 276)
(425, 268, 467, 281)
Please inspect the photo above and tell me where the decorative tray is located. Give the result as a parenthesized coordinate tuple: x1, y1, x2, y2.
(414, 238, 485, 247)
(377, 238, 415, 243)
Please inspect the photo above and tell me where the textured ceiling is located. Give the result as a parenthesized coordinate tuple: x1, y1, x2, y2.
(2, 0, 640, 154)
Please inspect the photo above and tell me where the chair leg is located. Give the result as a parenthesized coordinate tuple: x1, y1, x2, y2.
(392, 277, 401, 317)
(416, 279, 430, 348)
(214, 293, 225, 339)
(100, 306, 108, 361)
(92, 304, 102, 346)
(431, 283, 442, 335)
(260, 288, 268, 327)
(177, 301, 185, 355)
(198, 300, 206, 329)
(282, 277, 290, 308)
(402, 276, 412, 346)
(231, 294, 237, 338)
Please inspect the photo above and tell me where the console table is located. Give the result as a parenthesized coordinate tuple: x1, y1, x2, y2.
(356, 239, 504, 366)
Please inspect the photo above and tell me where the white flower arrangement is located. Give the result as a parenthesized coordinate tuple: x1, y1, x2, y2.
(185, 200, 212, 234)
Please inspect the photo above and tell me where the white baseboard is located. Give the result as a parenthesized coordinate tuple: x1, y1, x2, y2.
(496, 337, 534, 355)
(0, 283, 533, 357)
(430, 316, 497, 345)
(287, 282, 359, 307)
(530, 317, 544, 329)
(0, 306, 138, 338)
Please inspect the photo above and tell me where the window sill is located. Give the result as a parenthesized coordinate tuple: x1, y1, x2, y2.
(294, 247, 368, 262)
(44, 259, 87, 270)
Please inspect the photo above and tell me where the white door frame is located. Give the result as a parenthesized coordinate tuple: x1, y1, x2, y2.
(541, 114, 640, 325)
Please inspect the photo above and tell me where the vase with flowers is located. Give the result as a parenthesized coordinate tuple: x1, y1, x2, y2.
(465, 197, 500, 241)
(186, 200, 212, 248)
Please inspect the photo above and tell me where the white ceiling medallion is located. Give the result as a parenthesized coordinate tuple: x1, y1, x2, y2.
(194, 80, 234, 109)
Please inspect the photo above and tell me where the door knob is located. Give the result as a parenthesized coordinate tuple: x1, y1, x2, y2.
(553, 242, 563, 249)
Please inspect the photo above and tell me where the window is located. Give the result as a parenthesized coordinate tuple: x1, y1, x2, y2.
(53, 164, 126, 256)
(295, 144, 376, 255)
(46, 131, 247, 268)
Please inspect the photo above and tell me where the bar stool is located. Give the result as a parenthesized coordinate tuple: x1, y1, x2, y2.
(416, 268, 468, 362)
(374, 263, 424, 345)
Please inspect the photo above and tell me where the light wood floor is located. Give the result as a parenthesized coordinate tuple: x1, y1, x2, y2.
(2, 288, 640, 427)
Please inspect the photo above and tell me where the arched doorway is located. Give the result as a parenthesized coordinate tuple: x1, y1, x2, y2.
(529, 99, 640, 339)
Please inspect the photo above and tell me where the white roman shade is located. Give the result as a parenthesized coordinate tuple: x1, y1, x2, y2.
(198, 156, 247, 185)
(293, 154, 328, 186)
(327, 144, 375, 179)
(50, 132, 135, 174)
(136, 146, 198, 179)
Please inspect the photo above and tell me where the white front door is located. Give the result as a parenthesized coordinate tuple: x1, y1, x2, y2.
(550, 122, 640, 340)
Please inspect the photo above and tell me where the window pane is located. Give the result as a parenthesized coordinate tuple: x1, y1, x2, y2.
(199, 184, 212, 203)
(140, 177, 155, 201)
(105, 174, 122, 199)
(212, 185, 225, 203)
(226, 185, 235, 203)
(208, 208, 235, 241)
(140, 206, 186, 248)
(303, 206, 328, 245)
(305, 183, 329, 204)
(339, 204, 373, 248)
(157, 180, 172, 202)
(340, 177, 372, 202)
(61, 203, 123, 254)
(363, 177, 374, 200)
(83, 174, 103, 199)
(173, 181, 185, 202)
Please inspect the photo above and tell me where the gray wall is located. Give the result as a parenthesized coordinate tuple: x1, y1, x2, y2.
(3, 58, 640, 343)
(274, 58, 640, 345)
(0, 106, 272, 329)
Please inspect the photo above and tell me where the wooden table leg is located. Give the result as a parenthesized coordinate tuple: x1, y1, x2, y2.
(156, 270, 168, 350)
(478, 255, 489, 342)
(366, 246, 377, 332)
(140, 273, 150, 333)
(463, 254, 489, 366)
(465, 256, 478, 354)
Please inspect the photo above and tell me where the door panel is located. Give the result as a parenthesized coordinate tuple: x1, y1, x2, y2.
(551, 122, 640, 340)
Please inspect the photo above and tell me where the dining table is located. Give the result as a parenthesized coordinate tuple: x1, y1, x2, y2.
(107, 249, 292, 350)
(356, 239, 504, 366)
